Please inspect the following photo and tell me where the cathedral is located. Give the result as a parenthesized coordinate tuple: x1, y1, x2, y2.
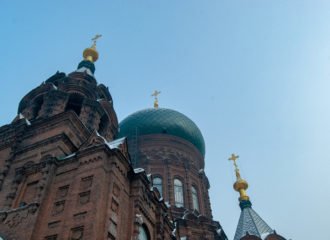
(0, 39, 286, 240)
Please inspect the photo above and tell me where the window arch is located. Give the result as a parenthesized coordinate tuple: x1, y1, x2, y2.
(98, 114, 109, 136)
(152, 177, 163, 197)
(65, 94, 84, 116)
(138, 225, 150, 240)
(174, 178, 184, 207)
(191, 186, 199, 211)
(32, 95, 44, 119)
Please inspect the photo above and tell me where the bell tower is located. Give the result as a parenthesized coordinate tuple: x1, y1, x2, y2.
(17, 35, 118, 141)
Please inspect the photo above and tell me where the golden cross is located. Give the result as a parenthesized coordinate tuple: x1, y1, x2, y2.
(228, 153, 241, 179)
(91, 34, 102, 48)
(151, 90, 161, 109)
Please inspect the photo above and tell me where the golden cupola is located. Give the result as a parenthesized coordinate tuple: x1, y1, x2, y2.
(77, 34, 102, 74)
(83, 34, 101, 63)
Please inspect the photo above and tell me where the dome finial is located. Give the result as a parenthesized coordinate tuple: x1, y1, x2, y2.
(228, 153, 250, 201)
(83, 34, 102, 63)
(151, 90, 161, 109)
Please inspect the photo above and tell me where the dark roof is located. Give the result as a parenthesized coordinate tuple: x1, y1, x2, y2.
(117, 108, 205, 156)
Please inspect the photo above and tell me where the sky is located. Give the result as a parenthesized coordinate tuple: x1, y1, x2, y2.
(1, 1, 330, 239)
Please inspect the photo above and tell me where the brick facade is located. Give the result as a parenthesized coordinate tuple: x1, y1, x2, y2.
(0, 59, 227, 239)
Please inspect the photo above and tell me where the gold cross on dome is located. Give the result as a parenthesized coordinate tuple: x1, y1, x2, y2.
(91, 34, 102, 48)
(151, 90, 161, 109)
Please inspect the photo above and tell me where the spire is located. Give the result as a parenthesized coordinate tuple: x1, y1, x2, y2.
(77, 34, 102, 75)
(229, 154, 284, 240)
(151, 90, 161, 109)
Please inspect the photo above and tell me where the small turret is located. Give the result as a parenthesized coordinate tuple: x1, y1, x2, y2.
(229, 154, 287, 240)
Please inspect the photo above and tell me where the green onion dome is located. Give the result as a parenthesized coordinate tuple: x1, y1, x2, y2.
(117, 108, 205, 156)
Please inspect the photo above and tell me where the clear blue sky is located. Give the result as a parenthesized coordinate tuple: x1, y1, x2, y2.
(1, 1, 330, 239)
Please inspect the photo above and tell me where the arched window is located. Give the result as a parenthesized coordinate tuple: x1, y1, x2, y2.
(98, 114, 109, 136)
(65, 94, 84, 116)
(191, 186, 199, 211)
(174, 178, 184, 207)
(152, 177, 163, 196)
(32, 95, 44, 119)
(138, 225, 149, 240)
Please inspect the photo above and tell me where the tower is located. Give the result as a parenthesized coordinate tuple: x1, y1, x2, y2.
(117, 97, 227, 239)
(229, 154, 286, 240)
(0, 38, 175, 239)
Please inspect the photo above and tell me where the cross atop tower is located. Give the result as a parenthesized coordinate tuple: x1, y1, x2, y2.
(228, 153, 241, 179)
(229, 153, 239, 169)
(91, 34, 102, 48)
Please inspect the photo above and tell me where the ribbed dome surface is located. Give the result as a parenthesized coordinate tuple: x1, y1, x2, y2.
(117, 108, 205, 156)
